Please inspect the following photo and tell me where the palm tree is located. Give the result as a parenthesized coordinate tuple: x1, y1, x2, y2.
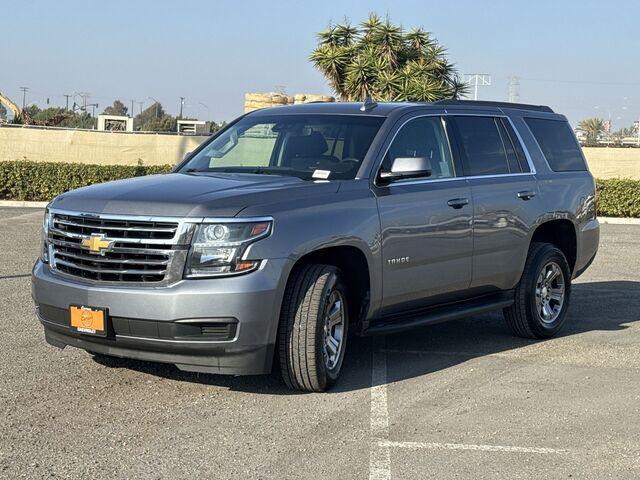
(310, 13, 467, 102)
(578, 118, 606, 146)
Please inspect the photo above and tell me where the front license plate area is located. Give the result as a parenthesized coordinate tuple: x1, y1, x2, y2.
(69, 305, 107, 337)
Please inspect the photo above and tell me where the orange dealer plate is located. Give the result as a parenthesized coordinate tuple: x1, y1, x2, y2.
(69, 305, 107, 336)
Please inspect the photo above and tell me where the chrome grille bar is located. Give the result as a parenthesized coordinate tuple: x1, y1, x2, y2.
(48, 210, 195, 285)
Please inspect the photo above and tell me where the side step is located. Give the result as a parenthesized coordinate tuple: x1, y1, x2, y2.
(364, 291, 514, 336)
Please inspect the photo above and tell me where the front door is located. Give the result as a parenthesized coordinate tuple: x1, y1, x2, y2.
(375, 115, 473, 313)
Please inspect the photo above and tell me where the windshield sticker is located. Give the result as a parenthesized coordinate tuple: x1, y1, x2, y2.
(312, 169, 331, 179)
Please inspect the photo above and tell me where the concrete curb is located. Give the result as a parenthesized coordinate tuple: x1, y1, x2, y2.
(0, 200, 49, 208)
(598, 216, 640, 225)
(1, 200, 639, 224)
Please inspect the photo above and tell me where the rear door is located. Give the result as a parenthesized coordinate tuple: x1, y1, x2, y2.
(375, 115, 473, 313)
(449, 115, 540, 290)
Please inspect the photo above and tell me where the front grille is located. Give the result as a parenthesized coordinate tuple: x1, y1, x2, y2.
(49, 212, 189, 284)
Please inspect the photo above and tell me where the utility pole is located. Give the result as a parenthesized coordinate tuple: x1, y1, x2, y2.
(179, 96, 185, 119)
(63, 94, 72, 111)
(19, 86, 29, 110)
(130, 99, 135, 118)
(148, 96, 160, 118)
(508, 76, 520, 103)
(464, 74, 491, 100)
(137, 101, 144, 115)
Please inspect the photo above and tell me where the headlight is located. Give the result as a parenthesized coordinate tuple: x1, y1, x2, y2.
(40, 207, 52, 263)
(184, 220, 272, 278)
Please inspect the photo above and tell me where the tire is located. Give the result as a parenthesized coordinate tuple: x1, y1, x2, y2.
(504, 242, 572, 339)
(278, 264, 349, 392)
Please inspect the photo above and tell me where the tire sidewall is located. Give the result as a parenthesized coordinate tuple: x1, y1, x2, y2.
(525, 246, 572, 337)
(315, 271, 349, 387)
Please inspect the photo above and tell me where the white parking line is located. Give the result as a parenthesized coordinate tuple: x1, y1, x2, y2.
(370, 337, 391, 480)
(379, 439, 567, 455)
(370, 343, 569, 478)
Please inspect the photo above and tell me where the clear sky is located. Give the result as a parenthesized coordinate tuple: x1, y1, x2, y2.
(3, 0, 639, 128)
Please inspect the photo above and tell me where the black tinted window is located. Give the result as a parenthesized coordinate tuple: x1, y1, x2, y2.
(454, 116, 509, 176)
(496, 119, 522, 173)
(501, 119, 530, 172)
(525, 118, 587, 172)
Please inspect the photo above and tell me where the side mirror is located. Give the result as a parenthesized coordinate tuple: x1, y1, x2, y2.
(183, 151, 192, 161)
(379, 157, 432, 184)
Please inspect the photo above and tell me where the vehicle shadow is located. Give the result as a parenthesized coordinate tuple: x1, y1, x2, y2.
(91, 280, 640, 394)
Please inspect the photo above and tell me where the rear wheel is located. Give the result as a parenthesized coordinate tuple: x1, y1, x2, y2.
(504, 242, 571, 339)
(278, 264, 348, 392)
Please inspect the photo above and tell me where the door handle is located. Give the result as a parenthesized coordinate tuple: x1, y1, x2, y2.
(447, 198, 469, 209)
(517, 190, 536, 200)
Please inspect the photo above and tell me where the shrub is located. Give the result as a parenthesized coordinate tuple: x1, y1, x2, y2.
(1, 160, 639, 218)
(0, 160, 172, 202)
(595, 178, 640, 218)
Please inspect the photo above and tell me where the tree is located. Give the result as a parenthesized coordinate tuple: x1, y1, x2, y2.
(102, 100, 128, 117)
(578, 118, 606, 146)
(310, 13, 467, 102)
(134, 102, 178, 132)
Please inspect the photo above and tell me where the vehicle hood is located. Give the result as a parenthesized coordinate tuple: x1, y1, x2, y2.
(51, 172, 340, 217)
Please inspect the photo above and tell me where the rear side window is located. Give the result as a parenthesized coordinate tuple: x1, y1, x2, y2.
(524, 118, 587, 171)
(453, 116, 509, 176)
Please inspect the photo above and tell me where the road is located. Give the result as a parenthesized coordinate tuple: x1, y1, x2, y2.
(1, 207, 639, 479)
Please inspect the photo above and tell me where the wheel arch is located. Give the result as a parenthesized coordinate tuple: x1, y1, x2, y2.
(529, 219, 577, 273)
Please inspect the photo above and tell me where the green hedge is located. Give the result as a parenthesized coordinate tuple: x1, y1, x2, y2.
(595, 178, 640, 218)
(1, 161, 639, 217)
(0, 160, 172, 202)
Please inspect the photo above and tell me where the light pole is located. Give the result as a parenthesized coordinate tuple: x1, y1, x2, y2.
(179, 97, 185, 119)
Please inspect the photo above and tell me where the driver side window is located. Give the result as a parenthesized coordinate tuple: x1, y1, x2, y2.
(383, 116, 455, 180)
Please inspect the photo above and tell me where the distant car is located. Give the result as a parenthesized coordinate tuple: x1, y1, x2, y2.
(32, 100, 599, 392)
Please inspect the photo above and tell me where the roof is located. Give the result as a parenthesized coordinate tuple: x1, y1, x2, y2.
(247, 99, 555, 117)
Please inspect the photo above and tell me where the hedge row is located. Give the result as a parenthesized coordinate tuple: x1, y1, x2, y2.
(0, 160, 172, 202)
(595, 178, 640, 218)
(1, 161, 639, 217)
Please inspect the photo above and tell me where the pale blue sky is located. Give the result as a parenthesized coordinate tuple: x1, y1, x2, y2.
(3, 0, 639, 128)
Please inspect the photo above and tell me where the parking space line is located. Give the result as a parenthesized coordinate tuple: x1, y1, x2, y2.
(370, 336, 391, 480)
(379, 439, 568, 455)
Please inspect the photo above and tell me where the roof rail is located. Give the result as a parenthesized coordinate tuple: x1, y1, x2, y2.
(434, 99, 554, 113)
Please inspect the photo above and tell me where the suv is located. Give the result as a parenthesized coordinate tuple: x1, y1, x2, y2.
(32, 100, 599, 392)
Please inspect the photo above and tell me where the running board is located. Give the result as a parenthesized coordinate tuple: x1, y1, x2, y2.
(364, 291, 514, 336)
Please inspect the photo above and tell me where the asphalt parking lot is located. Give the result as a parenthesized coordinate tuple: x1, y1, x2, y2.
(1, 206, 639, 479)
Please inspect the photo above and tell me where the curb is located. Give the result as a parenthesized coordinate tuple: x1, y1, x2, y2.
(1, 200, 639, 224)
(598, 216, 640, 225)
(0, 200, 49, 208)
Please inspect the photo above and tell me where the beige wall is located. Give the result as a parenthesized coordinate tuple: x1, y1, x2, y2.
(0, 126, 208, 166)
(1, 126, 640, 178)
(582, 147, 640, 180)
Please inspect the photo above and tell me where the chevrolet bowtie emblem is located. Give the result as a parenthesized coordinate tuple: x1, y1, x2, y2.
(81, 234, 114, 255)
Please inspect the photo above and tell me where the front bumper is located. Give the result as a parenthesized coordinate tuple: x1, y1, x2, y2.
(31, 259, 291, 375)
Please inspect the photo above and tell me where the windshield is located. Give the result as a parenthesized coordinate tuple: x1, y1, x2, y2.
(179, 114, 385, 180)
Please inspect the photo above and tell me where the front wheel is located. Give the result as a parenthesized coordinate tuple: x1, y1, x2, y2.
(278, 264, 348, 392)
(504, 242, 572, 339)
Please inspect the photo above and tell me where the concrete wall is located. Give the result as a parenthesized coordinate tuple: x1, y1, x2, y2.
(0, 126, 208, 166)
(582, 147, 640, 180)
(1, 126, 639, 178)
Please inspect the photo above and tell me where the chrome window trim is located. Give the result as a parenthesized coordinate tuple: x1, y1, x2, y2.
(373, 112, 538, 188)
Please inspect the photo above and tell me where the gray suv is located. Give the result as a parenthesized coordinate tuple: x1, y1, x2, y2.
(32, 100, 599, 392)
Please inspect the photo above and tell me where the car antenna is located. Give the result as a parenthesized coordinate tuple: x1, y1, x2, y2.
(360, 96, 378, 112)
